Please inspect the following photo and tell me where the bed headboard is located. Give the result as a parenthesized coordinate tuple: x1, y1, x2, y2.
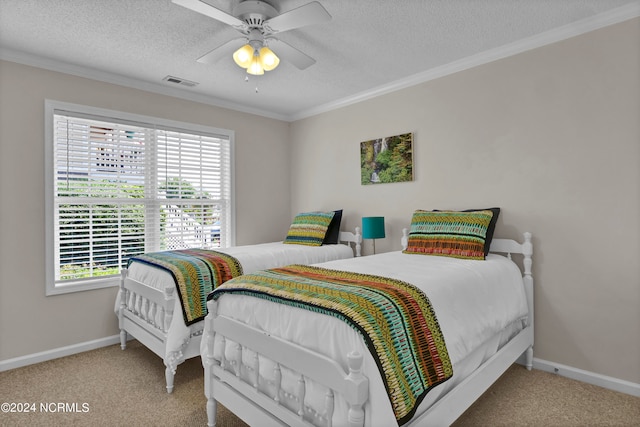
(338, 227, 363, 257)
(489, 232, 533, 258)
(490, 232, 534, 335)
(489, 232, 533, 294)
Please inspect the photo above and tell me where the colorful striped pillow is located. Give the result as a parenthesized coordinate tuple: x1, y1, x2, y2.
(434, 207, 500, 256)
(403, 209, 496, 260)
(284, 211, 335, 246)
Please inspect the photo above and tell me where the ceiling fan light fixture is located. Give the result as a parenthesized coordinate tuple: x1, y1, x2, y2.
(259, 46, 279, 71)
(233, 44, 254, 69)
(247, 55, 265, 75)
(174, 0, 332, 73)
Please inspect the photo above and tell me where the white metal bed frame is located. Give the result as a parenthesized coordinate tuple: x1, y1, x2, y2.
(117, 229, 363, 394)
(202, 231, 533, 427)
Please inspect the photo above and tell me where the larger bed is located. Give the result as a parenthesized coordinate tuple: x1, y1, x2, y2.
(201, 210, 534, 427)
(116, 210, 362, 393)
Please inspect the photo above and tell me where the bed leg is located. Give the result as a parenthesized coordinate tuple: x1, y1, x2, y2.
(207, 395, 217, 427)
(165, 366, 175, 394)
(525, 346, 534, 371)
(119, 329, 127, 350)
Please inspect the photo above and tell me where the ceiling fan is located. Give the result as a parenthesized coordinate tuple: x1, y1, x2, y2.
(173, 0, 331, 75)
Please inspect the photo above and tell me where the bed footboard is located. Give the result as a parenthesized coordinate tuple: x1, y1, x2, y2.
(118, 269, 186, 393)
(203, 299, 369, 427)
(118, 269, 174, 349)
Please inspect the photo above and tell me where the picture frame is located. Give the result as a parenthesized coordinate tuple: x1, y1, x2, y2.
(360, 132, 413, 185)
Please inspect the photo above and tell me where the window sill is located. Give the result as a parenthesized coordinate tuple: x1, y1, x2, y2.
(46, 275, 120, 296)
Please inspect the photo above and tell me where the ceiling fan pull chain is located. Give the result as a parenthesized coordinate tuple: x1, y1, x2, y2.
(243, 75, 258, 93)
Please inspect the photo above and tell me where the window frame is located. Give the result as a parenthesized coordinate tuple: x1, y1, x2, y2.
(44, 100, 235, 295)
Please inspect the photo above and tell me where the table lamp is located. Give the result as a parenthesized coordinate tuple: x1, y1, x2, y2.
(362, 216, 385, 254)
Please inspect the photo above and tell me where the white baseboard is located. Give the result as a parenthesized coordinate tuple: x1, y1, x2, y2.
(0, 335, 122, 372)
(519, 356, 640, 398)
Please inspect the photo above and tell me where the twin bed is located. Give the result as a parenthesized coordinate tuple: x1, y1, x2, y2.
(200, 209, 534, 426)
(116, 210, 362, 393)
(116, 208, 534, 426)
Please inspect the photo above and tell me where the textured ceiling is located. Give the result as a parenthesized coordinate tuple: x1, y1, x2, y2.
(1, 0, 638, 121)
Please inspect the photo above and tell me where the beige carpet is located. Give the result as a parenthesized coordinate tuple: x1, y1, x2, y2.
(1, 340, 638, 426)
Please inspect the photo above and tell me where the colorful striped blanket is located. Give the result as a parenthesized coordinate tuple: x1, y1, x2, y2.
(209, 264, 452, 425)
(128, 249, 243, 325)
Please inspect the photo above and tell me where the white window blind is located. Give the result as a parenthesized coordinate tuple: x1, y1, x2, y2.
(46, 102, 234, 295)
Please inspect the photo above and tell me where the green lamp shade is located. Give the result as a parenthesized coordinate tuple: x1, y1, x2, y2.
(362, 216, 385, 239)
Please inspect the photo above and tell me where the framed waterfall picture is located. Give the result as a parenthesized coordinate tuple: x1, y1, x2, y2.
(360, 132, 413, 185)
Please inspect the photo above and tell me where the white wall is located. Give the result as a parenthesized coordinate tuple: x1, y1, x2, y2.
(289, 19, 640, 383)
(0, 61, 291, 360)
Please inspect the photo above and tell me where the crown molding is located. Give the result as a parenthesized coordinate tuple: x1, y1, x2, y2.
(0, 48, 289, 122)
(2, 3, 638, 123)
(288, 2, 640, 121)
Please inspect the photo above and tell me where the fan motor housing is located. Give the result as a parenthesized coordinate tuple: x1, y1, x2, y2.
(233, 1, 278, 27)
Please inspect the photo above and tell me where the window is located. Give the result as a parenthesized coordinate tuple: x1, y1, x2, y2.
(45, 101, 234, 295)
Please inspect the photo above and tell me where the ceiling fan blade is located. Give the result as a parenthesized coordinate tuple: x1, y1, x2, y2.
(196, 37, 246, 64)
(172, 0, 247, 31)
(269, 39, 316, 70)
(263, 1, 331, 34)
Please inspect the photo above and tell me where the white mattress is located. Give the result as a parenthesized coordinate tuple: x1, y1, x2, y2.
(117, 241, 354, 363)
(206, 251, 528, 426)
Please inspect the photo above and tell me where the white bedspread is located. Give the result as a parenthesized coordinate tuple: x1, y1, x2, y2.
(116, 242, 354, 367)
(205, 251, 528, 426)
